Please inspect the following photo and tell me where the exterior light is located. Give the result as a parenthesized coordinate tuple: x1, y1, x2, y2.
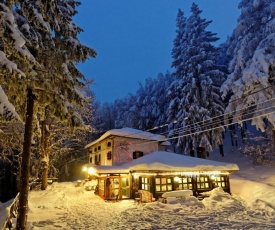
(82, 166, 87, 172)
(88, 167, 96, 175)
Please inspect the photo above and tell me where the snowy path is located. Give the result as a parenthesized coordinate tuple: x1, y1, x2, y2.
(26, 182, 275, 230)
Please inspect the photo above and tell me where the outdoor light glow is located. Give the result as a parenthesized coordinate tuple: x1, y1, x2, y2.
(133, 172, 158, 176)
(133, 174, 139, 179)
(82, 166, 87, 172)
(88, 167, 97, 175)
(131, 171, 230, 177)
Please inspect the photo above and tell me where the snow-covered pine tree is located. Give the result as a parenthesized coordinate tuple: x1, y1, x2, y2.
(0, 1, 96, 228)
(134, 78, 159, 130)
(153, 72, 174, 131)
(111, 94, 138, 129)
(168, 3, 225, 156)
(101, 71, 173, 133)
(112, 99, 126, 128)
(221, 0, 275, 141)
(171, 9, 187, 80)
(133, 72, 173, 132)
(0, 3, 36, 121)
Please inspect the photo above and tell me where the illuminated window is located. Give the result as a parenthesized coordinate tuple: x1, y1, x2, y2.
(215, 175, 228, 188)
(95, 155, 101, 165)
(196, 176, 210, 189)
(133, 151, 143, 159)
(141, 177, 150, 191)
(178, 177, 193, 190)
(155, 177, 173, 192)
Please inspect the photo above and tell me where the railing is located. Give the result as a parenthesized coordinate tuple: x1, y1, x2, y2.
(29, 177, 58, 190)
(2, 193, 19, 230)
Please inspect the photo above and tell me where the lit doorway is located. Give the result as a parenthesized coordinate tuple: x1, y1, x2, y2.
(105, 176, 131, 200)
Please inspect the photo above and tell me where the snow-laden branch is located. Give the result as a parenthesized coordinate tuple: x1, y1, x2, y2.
(0, 85, 20, 121)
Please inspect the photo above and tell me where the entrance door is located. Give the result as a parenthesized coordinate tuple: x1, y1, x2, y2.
(109, 178, 120, 199)
(121, 177, 130, 199)
(105, 176, 131, 200)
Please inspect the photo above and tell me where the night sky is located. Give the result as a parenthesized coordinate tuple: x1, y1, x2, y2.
(75, 0, 240, 103)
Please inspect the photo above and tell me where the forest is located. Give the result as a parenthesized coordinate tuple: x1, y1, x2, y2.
(0, 0, 274, 229)
(91, 1, 275, 154)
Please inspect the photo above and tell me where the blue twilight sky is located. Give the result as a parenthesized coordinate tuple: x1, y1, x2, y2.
(75, 0, 241, 103)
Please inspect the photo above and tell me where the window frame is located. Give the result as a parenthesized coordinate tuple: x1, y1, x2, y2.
(196, 175, 210, 190)
(133, 151, 143, 159)
(214, 175, 228, 188)
(177, 176, 193, 190)
(141, 177, 150, 191)
(107, 151, 112, 160)
(155, 177, 173, 192)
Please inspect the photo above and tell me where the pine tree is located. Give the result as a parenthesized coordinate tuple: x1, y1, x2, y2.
(0, 3, 35, 120)
(221, 0, 275, 135)
(168, 3, 225, 156)
(127, 72, 173, 131)
(171, 9, 187, 81)
(0, 1, 96, 228)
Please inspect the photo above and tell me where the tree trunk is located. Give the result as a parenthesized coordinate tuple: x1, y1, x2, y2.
(41, 107, 50, 190)
(16, 88, 36, 230)
(273, 129, 275, 149)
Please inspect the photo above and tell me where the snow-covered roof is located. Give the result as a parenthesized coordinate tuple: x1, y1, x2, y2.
(85, 127, 168, 149)
(84, 151, 239, 174)
(123, 151, 239, 172)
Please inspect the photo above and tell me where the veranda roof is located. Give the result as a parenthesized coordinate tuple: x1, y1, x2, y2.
(83, 151, 239, 175)
(123, 151, 239, 172)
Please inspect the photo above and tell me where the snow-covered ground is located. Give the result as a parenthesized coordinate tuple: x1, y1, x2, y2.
(1, 150, 275, 230)
(1, 128, 275, 230)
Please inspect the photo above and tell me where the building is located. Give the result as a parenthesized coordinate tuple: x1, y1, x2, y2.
(83, 128, 239, 201)
(85, 127, 170, 166)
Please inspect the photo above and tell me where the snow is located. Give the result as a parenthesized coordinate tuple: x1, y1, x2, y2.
(84, 151, 239, 175)
(162, 190, 193, 198)
(0, 51, 25, 77)
(122, 151, 239, 172)
(1, 150, 275, 229)
(85, 127, 168, 149)
(0, 85, 20, 120)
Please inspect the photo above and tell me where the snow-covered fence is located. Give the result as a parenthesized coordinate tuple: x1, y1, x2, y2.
(2, 193, 19, 229)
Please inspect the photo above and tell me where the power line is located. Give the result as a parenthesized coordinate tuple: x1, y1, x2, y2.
(107, 100, 275, 149)
(135, 85, 275, 139)
(88, 84, 275, 148)
(136, 104, 275, 146)
(106, 96, 275, 149)
(157, 97, 275, 138)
